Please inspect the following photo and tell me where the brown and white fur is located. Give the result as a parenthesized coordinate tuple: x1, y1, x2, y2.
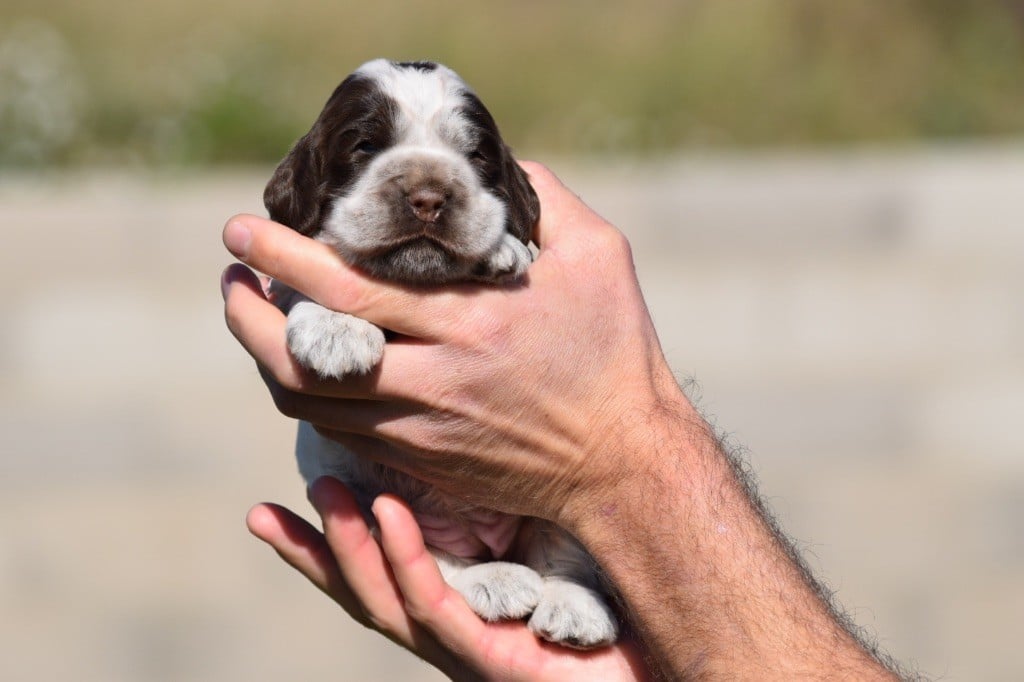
(264, 59, 617, 648)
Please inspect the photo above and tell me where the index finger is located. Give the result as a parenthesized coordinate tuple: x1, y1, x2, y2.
(223, 213, 476, 339)
(371, 496, 495, 655)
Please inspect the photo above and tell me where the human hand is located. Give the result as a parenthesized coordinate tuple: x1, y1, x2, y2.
(226, 164, 905, 680)
(246, 476, 649, 681)
(222, 162, 689, 527)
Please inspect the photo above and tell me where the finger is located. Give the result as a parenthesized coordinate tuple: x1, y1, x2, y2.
(308, 477, 419, 642)
(372, 495, 492, 653)
(224, 214, 477, 339)
(375, 494, 650, 680)
(222, 264, 308, 389)
(224, 264, 428, 400)
(261, 394, 436, 472)
(245, 502, 361, 614)
(250, 493, 462, 672)
(312, 480, 481, 675)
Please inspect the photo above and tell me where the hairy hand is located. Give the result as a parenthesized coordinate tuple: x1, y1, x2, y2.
(247, 477, 649, 681)
(225, 163, 906, 680)
(222, 162, 684, 524)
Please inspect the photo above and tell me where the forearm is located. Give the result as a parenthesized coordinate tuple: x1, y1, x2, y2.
(564, 394, 898, 680)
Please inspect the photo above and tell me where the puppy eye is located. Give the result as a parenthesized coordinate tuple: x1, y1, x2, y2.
(469, 150, 487, 164)
(354, 141, 379, 155)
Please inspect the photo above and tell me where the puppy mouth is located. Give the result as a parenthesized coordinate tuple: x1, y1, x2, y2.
(356, 236, 472, 284)
(366, 232, 455, 256)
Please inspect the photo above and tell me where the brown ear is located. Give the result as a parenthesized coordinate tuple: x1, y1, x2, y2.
(459, 90, 540, 246)
(501, 149, 540, 246)
(263, 132, 325, 236)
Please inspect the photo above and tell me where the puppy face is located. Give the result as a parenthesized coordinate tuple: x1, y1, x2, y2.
(264, 59, 539, 284)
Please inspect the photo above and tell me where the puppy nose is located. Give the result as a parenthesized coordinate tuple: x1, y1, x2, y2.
(407, 187, 446, 223)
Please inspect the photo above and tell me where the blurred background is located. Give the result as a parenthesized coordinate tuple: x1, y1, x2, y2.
(1, 1, 1022, 679)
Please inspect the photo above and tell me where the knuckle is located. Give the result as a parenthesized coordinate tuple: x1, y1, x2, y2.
(465, 306, 506, 345)
(403, 601, 433, 624)
(518, 159, 546, 177)
(268, 381, 302, 419)
(581, 224, 634, 275)
(250, 337, 310, 396)
(596, 223, 632, 258)
(361, 609, 387, 633)
(320, 265, 374, 316)
(272, 366, 311, 396)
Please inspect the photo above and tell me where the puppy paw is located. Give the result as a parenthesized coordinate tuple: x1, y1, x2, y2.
(448, 561, 543, 622)
(477, 234, 532, 283)
(286, 301, 385, 377)
(528, 579, 618, 649)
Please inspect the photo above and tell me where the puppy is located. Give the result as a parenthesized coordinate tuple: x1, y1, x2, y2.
(264, 59, 618, 649)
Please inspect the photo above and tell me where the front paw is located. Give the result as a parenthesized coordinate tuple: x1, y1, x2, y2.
(448, 561, 543, 622)
(286, 301, 385, 378)
(477, 234, 532, 283)
(528, 579, 618, 649)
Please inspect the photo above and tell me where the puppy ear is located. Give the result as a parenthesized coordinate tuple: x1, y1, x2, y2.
(501, 149, 540, 246)
(263, 133, 325, 236)
(460, 90, 540, 246)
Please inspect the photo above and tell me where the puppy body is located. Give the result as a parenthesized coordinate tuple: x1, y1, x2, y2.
(265, 59, 617, 648)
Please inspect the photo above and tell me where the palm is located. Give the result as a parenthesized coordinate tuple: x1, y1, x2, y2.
(246, 478, 650, 682)
(457, 619, 648, 681)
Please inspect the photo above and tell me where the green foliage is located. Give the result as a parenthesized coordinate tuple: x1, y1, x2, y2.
(2, 0, 1023, 167)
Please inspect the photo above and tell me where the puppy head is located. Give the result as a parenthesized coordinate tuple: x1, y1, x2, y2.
(264, 59, 539, 284)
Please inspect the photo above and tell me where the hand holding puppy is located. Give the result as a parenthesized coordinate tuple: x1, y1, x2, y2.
(223, 160, 673, 527)
(245, 477, 649, 682)
(223, 162, 903, 680)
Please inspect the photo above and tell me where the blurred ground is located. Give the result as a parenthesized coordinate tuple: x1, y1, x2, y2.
(1, 147, 1022, 680)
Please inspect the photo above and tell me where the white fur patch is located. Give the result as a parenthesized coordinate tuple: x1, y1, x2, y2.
(355, 59, 474, 151)
(441, 558, 545, 622)
(528, 578, 619, 648)
(480, 232, 533, 282)
(285, 300, 385, 378)
(323, 146, 507, 261)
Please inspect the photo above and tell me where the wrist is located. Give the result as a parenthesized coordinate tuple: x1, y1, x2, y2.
(556, 380, 702, 539)
(557, 383, 896, 679)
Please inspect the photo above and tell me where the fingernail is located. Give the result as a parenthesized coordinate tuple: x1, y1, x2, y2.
(223, 220, 251, 258)
(307, 476, 333, 510)
(220, 266, 235, 300)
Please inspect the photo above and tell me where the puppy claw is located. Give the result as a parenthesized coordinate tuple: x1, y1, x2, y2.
(528, 580, 619, 649)
(286, 301, 385, 377)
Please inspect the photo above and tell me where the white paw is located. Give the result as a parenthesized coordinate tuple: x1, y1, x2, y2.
(286, 301, 385, 378)
(448, 561, 544, 622)
(478, 234, 532, 283)
(528, 579, 619, 649)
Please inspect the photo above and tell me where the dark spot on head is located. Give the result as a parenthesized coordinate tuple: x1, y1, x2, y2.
(459, 91, 539, 245)
(263, 74, 398, 235)
(395, 60, 438, 72)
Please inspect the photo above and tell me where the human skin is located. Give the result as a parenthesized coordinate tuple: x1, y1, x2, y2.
(222, 162, 902, 680)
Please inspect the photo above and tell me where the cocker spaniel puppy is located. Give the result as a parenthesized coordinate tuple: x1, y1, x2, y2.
(264, 59, 618, 648)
